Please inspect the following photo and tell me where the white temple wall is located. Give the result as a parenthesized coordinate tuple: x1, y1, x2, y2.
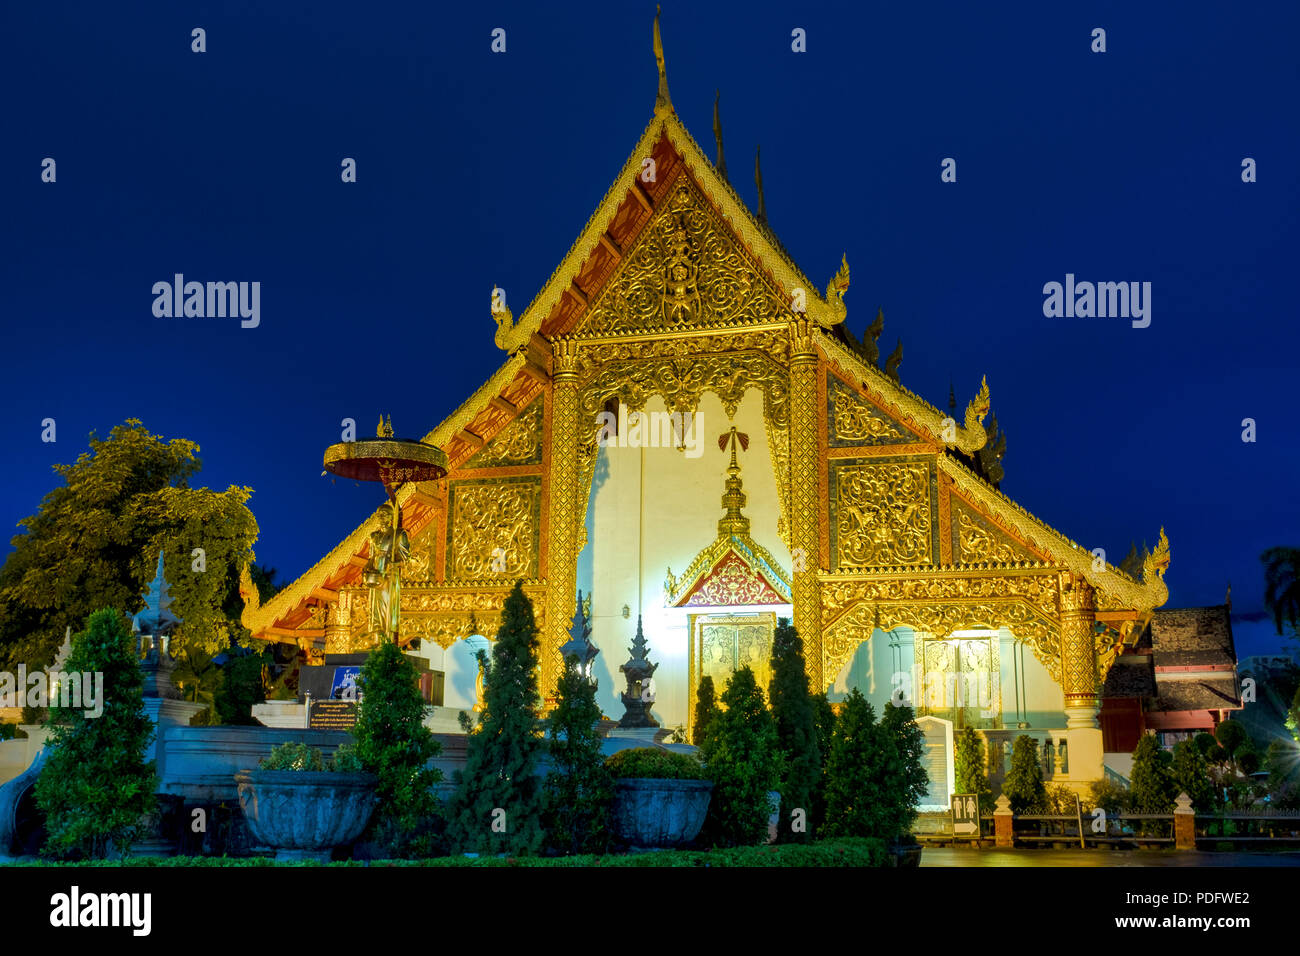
(581, 390, 788, 728)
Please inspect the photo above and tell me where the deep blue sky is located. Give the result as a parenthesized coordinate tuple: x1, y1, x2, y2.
(2, 2, 1297, 657)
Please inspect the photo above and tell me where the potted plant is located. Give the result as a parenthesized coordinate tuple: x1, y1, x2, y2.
(234, 742, 377, 861)
(606, 747, 712, 849)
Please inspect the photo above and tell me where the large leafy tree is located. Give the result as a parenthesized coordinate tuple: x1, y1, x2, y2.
(767, 618, 821, 842)
(1262, 547, 1300, 641)
(701, 666, 781, 847)
(447, 582, 546, 855)
(34, 608, 156, 859)
(0, 419, 259, 670)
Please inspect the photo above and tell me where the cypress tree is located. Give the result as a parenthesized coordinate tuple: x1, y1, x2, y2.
(447, 582, 545, 855)
(1130, 734, 1175, 813)
(1170, 739, 1215, 811)
(954, 726, 993, 813)
(1002, 734, 1047, 814)
(879, 700, 929, 841)
(692, 675, 719, 747)
(810, 691, 835, 826)
(543, 654, 612, 855)
(353, 639, 443, 857)
(822, 689, 884, 838)
(767, 617, 820, 841)
(35, 608, 157, 859)
(700, 666, 781, 847)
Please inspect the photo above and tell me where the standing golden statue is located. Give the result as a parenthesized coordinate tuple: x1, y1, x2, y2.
(324, 415, 447, 646)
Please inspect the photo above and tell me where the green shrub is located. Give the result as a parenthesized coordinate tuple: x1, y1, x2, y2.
(0, 724, 18, 742)
(700, 667, 781, 847)
(767, 618, 821, 842)
(954, 727, 993, 813)
(1002, 735, 1047, 813)
(1045, 783, 1078, 815)
(544, 649, 613, 856)
(352, 640, 443, 858)
(1130, 735, 1174, 813)
(330, 742, 363, 773)
(1087, 777, 1129, 815)
(34, 609, 157, 859)
(1170, 739, 1216, 811)
(259, 741, 324, 771)
(447, 582, 545, 856)
(691, 675, 719, 747)
(605, 747, 705, 780)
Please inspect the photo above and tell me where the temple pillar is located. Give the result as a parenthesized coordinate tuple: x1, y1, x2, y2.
(543, 338, 581, 703)
(1059, 573, 1102, 783)
(324, 590, 353, 654)
(788, 318, 824, 692)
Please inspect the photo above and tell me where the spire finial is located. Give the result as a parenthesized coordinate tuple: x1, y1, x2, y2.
(754, 145, 768, 225)
(653, 6, 672, 111)
(713, 90, 728, 181)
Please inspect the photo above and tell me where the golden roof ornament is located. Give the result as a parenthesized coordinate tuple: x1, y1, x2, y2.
(754, 145, 767, 226)
(653, 6, 672, 112)
(825, 253, 850, 322)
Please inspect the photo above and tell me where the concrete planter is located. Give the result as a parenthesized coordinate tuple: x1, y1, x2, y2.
(234, 770, 378, 861)
(611, 777, 713, 848)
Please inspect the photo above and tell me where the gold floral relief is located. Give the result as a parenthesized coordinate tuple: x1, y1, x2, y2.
(954, 504, 1032, 565)
(577, 176, 786, 335)
(831, 460, 933, 568)
(445, 477, 541, 581)
(828, 378, 915, 446)
(463, 397, 543, 469)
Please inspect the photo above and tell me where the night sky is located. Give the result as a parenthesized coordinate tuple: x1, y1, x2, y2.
(2, 2, 1297, 657)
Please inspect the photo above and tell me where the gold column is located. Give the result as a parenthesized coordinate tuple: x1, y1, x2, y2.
(1058, 573, 1098, 722)
(788, 318, 824, 692)
(543, 338, 581, 702)
(1058, 572, 1103, 782)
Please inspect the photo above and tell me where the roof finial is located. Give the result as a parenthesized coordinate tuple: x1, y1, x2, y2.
(713, 90, 728, 181)
(754, 144, 767, 226)
(948, 379, 957, 413)
(653, 6, 672, 111)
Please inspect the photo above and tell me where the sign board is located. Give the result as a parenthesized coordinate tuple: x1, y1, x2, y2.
(951, 792, 980, 836)
(308, 699, 358, 730)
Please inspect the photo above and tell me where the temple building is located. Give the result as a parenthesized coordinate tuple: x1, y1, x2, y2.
(244, 13, 1176, 802)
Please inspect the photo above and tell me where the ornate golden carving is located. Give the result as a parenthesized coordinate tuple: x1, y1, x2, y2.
(831, 460, 933, 568)
(953, 501, 1032, 565)
(464, 397, 543, 469)
(544, 370, 581, 700)
(939, 456, 1170, 613)
(445, 477, 541, 581)
(819, 331, 988, 454)
(820, 572, 1062, 686)
(789, 334, 823, 689)
(1058, 574, 1098, 707)
(829, 378, 914, 445)
(578, 178, 786, 335)
(399, 583, 547, 650)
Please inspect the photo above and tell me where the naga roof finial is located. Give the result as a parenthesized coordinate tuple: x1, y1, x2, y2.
(754, 144, 768, 226)
(653, 6, 672, 112)
(713, 89, 728, 181)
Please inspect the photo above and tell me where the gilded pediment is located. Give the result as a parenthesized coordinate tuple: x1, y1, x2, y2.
(576, 174, 788, 336)
(463, 396, 543, 469)
(827, 375, 922, 446)
(950, 497, 1038, 565)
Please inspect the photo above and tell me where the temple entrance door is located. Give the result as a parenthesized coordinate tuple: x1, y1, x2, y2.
(688, 611, 778, 739)
(919, 630, 1001, 730)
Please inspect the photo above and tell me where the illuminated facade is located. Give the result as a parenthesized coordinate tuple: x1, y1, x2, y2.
(244, 14, 1172, 798)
